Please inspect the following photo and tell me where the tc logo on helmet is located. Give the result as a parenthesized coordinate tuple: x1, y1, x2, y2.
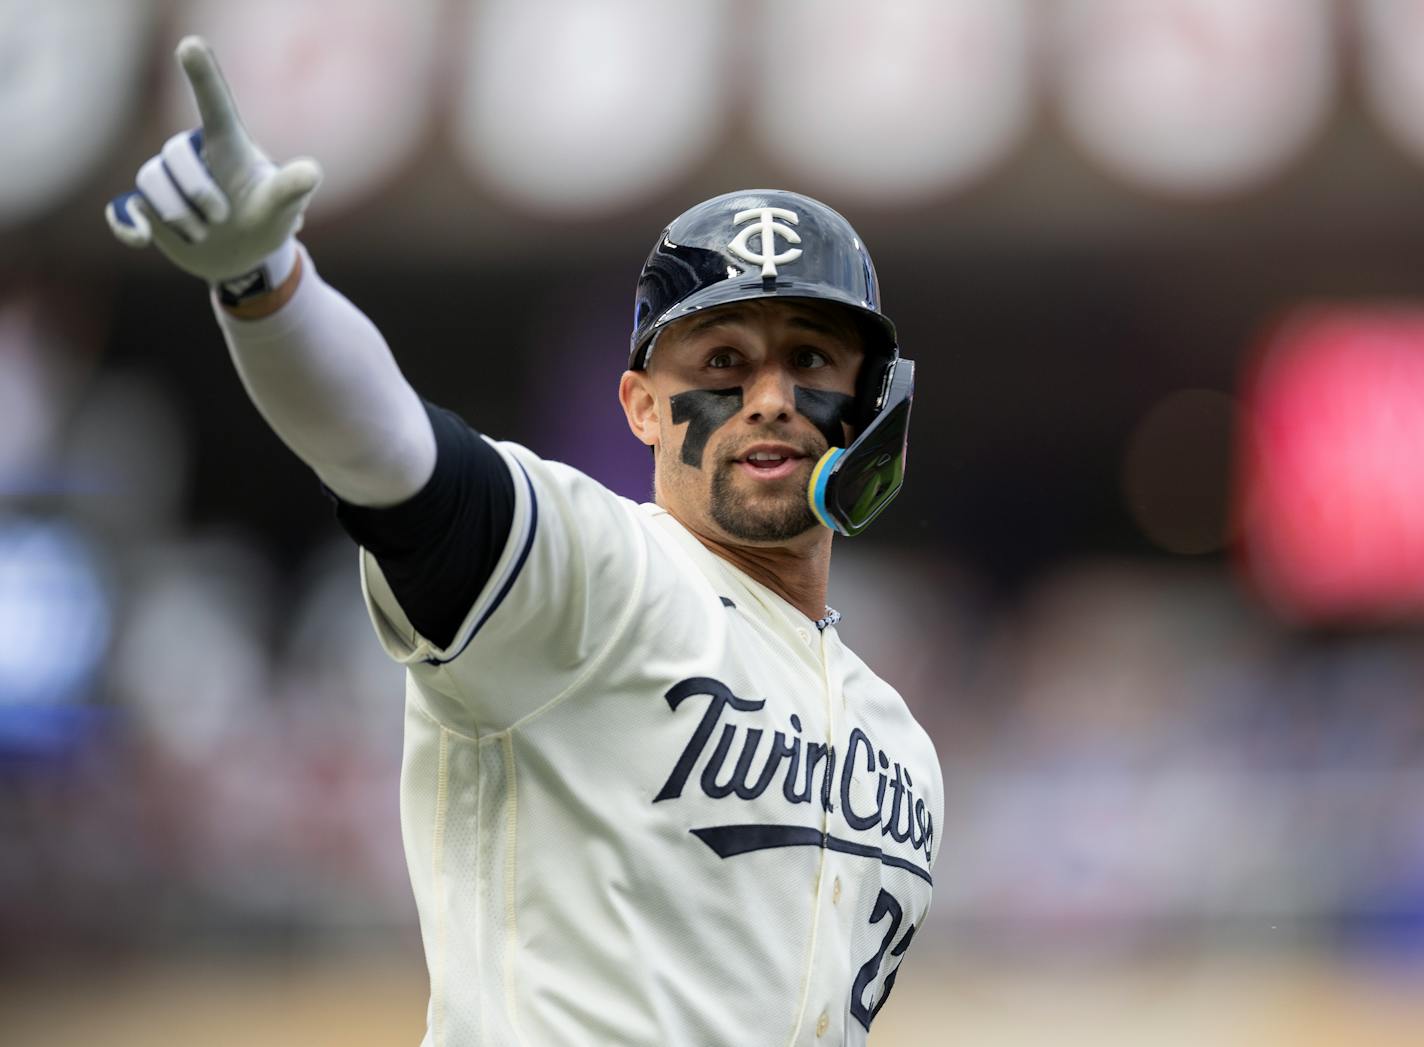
(727, 207, 803, 278)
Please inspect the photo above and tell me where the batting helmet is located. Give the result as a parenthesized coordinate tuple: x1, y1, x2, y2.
(628, 189, 914, 537)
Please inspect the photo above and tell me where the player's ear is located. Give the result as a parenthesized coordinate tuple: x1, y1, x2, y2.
(619, 370, 659, 448)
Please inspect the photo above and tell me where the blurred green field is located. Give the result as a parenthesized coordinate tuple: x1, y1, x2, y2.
(3, 950, 1422, 1046)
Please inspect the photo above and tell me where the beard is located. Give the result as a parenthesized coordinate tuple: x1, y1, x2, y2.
(708, 460, 819, 542)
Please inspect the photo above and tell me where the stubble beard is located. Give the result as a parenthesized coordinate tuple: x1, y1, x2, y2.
(708, 461, 818, 542)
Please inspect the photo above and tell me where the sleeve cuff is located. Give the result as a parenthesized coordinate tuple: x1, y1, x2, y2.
(357, 440, 538, 667)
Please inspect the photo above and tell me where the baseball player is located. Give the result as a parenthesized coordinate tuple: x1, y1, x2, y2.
(106, 37, 941, 1047)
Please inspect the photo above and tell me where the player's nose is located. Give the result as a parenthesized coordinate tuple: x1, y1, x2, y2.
(742, 363, 796, 424)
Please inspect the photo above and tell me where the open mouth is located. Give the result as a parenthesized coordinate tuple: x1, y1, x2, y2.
(735, 446, 813, 481)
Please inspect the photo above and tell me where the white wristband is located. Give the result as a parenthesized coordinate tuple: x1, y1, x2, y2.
(216, 239, 298, 306)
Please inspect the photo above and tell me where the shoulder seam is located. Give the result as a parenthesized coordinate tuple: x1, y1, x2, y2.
(408, 677, 482, 743)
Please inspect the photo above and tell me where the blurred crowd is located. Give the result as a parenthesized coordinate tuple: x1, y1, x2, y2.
(0, 298, 411, 961)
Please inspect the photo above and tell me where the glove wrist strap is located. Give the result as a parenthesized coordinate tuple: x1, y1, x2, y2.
(215, 239, 298, 307)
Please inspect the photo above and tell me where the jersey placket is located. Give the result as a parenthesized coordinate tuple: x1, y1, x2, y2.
(796, 622, 844, 1044)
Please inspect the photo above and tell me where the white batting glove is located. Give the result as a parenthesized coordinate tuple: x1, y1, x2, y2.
(104, 36, 322, 305)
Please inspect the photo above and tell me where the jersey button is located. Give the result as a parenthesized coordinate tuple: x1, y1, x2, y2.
(832, 876, 841, 904)
(815, 1010, 830, 1037)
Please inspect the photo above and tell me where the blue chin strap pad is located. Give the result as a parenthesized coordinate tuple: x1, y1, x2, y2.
(805, 359, 914, 537)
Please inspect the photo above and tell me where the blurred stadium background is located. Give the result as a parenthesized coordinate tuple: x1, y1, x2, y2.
(5, 0, 1424, 1043)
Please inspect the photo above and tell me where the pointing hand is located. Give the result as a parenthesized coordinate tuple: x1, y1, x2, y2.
(105, 36, 321, 293)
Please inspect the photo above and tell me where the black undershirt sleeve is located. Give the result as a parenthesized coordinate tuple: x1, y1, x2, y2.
(326, 400, 516, 650)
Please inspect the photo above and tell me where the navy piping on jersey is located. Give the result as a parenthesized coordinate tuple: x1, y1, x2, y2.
(690, 823, 932, 885)
(422, 458, 538, 667)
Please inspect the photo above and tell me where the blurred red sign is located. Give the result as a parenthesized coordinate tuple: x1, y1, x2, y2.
(1237, 308, 1424, 622)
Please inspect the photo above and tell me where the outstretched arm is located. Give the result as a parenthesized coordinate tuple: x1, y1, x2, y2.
(104, 36, 434, 508)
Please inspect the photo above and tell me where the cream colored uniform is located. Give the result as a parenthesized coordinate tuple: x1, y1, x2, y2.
(359, 439, 943, 1047)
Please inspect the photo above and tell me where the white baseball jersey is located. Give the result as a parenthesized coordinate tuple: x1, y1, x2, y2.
(358, 439, 943, 1046)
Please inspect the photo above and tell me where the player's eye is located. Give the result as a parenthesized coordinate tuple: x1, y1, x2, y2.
(707, 349, 738, 369)
(794, 348, 829, 369)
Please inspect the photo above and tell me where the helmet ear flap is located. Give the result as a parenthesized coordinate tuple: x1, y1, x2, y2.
(811, 357, 914, 537)
(852, 352, 895, 434)
(848, 306, 899, 433)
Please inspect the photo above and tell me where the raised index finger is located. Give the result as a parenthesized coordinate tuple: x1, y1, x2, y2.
(175, 36, 251, 147)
